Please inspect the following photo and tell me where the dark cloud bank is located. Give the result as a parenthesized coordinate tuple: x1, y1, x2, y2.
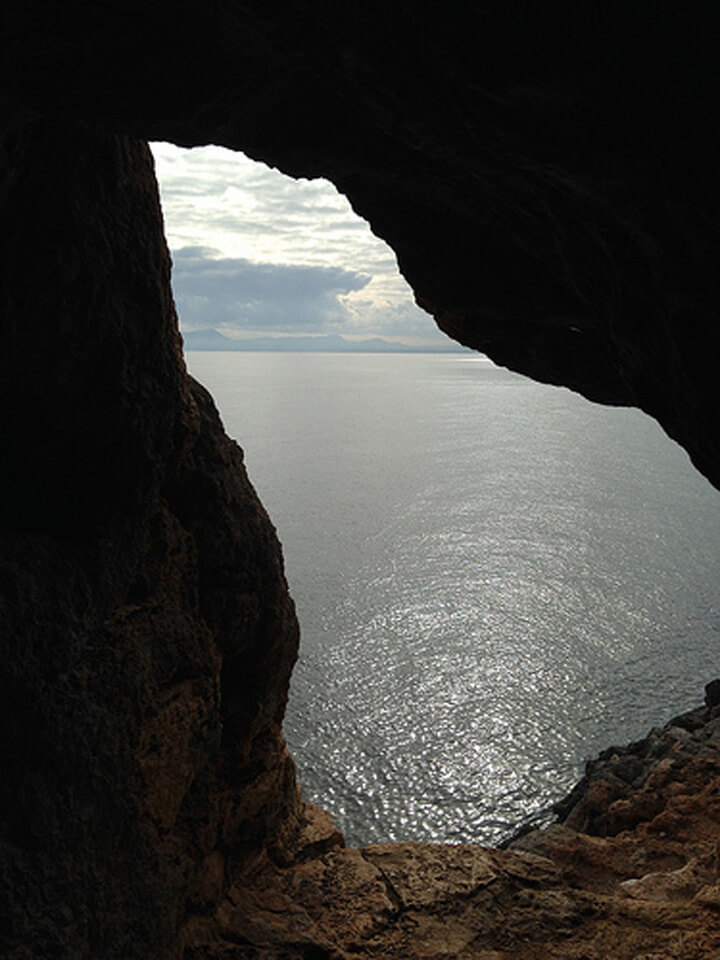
(171, 246, 370, 333)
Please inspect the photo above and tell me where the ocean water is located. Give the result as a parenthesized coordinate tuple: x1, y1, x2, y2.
(186, 351, 720, 847)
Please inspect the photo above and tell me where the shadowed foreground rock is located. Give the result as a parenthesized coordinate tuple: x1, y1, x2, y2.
(2, 4, 720, 957)
(0, 124, 306, 957)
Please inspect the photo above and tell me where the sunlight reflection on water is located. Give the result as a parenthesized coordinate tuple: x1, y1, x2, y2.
(186, 352, 720, 846)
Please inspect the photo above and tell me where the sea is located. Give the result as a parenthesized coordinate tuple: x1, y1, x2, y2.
(185, 351, 720, 847)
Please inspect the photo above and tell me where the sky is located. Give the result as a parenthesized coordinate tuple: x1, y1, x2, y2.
(151, 142, 451, 346)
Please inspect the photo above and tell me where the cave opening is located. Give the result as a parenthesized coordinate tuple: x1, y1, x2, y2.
(152, 143, 720, 849)
(3, 6, 720, 953)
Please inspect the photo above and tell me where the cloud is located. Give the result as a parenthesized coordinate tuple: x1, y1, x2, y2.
(342, 292, 445, 340)
(153, 142, 384, 271)
(171, 246, 371, 333)
(153, 143, 453, 345)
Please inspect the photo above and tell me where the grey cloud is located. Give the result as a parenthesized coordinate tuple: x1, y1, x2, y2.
(246, 196, 347, 217)
(173, 209, 370, 235)
(171, 213, 295, 236)
(348, 297, 448, 341)
(171, 247, 371, 333)
(154, 175, 230, 197)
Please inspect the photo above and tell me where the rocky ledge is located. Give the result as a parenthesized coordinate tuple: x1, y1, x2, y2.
(184, 689, 720, 959)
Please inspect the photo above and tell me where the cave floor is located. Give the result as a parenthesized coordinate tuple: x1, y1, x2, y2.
(182, 707, 720, 959)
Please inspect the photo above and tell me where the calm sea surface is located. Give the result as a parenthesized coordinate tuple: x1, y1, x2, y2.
(186, 351, 720, 846)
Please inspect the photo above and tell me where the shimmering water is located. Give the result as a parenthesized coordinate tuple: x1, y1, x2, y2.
(186, 351, 720, 847)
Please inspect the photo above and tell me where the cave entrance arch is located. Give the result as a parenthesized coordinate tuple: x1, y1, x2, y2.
(152, 145, 720, 848)
(3, 5, 720, 952)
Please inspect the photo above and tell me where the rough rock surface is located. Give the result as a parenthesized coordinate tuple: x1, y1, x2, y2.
(184, 701, 720, 958)
(0, 124, 304, 957)
(1, 4, 720, 958)
(3, 4, 720, 484)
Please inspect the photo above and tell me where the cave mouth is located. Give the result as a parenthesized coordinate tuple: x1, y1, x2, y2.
(150, 141, 447, 352)
(153, 145, 720, 850)
(3, 7, 720, 954)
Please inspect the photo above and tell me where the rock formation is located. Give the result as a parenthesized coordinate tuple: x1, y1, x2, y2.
(1, 3, 720, 957)
(0, 123, 308, 956)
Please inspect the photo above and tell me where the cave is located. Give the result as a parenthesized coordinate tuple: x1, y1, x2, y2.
(2, 4, 720, 958)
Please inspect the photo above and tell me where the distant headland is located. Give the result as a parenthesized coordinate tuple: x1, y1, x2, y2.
(182, 328, 472, 353)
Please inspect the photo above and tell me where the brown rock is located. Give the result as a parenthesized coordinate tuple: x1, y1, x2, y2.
(362, 842, 499, 910)
(619, 857, 713, 902)
(2, 6, 720, 957)
(0, 123, 302, 957)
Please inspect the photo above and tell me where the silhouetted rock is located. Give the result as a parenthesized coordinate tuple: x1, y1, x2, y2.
(0, 123, 303, 958)
(4, 4, 720, 484)
(1, 4, 720, 957)
(705, 678, 720, 708)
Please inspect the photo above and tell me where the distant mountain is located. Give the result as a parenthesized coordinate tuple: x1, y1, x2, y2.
(182, 328, 238, 350)
(182, 329, 471, 354)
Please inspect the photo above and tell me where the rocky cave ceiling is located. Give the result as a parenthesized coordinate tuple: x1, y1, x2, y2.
(3, 1, 720, 485)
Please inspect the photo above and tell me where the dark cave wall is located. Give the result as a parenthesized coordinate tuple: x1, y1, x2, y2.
(0, 123, 302, 958)
(3, 3, 720, 482)
(0, 123, 183, 956)
(1, 3, 720, 956)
